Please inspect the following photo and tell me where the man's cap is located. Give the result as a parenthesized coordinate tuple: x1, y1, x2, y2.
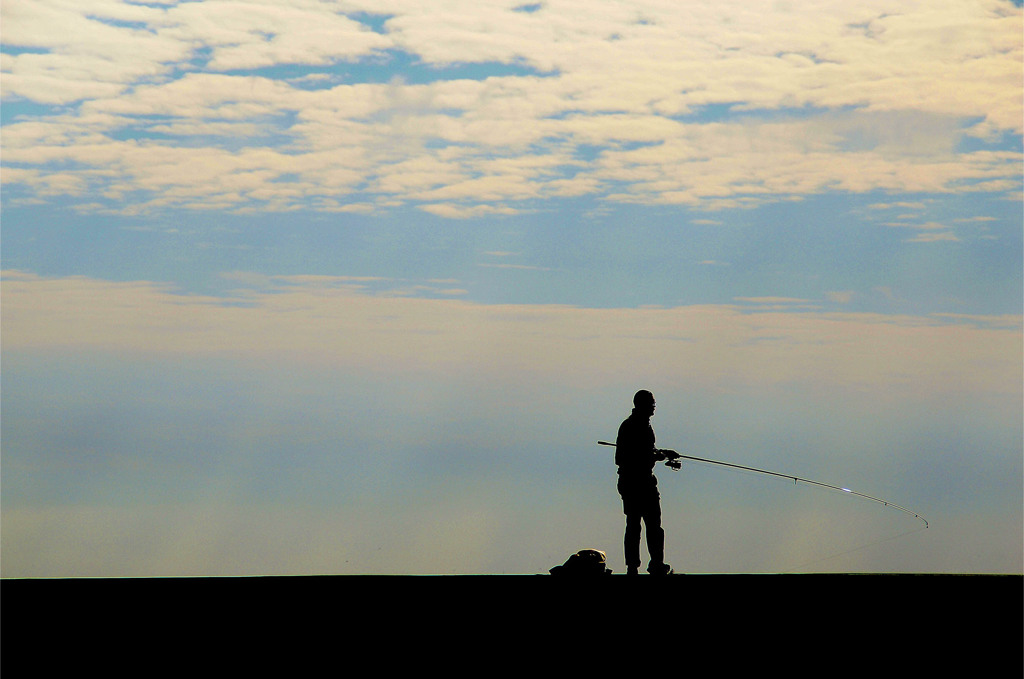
(633, 390, 655, 406)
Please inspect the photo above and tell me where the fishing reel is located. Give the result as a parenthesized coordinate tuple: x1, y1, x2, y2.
(659, 449, 682, 471)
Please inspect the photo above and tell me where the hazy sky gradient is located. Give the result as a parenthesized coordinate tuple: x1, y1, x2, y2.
(2, 0, 1021, 576)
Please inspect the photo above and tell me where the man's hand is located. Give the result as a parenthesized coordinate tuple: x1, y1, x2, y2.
(655, 448, 681, 461)
(656, 449, 682, 471)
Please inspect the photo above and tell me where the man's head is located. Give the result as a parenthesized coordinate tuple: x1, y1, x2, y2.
(633, 390, 656, 417)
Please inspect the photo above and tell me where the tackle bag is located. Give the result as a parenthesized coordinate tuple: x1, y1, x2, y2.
(549, 548, 613, 575)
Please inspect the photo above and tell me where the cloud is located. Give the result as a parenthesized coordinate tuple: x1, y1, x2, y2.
(157, 1, 392, 71)
(825, 291, 855, 304)
(418, 203, 520, 218)
(904, 231, 961, 243)
(877, 219, 966, 242)
(4, 271, 1020, 398)
(3, 270, 1021, 576)
(3, 2, 1021, 580)
(868, 202, 929, 211)
(2, 1, 1019, 216)
(733, 296, 813, 305)
(1, 0, 188, 104)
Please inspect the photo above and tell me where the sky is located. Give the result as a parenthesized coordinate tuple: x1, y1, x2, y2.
(2, 0, 1021, 576)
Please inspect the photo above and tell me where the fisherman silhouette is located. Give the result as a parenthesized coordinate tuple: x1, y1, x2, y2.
(615, 390, 677, 575)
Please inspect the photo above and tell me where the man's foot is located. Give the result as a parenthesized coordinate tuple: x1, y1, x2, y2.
(647, 563, 674, 575)
(626, 566, 639, 575)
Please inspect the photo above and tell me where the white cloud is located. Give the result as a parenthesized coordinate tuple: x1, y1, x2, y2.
(904, 231, 961, 243)
(1, 1, 1020, 215)
(157, 0, 393, 71)
(3, 270, 1020, 397)
(825, 291, 855, 304)
(418, 203, 519, 219)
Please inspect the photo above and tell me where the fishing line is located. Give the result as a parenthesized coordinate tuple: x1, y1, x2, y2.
(597, 441, 929, 529)
(778, 524, 930, 573)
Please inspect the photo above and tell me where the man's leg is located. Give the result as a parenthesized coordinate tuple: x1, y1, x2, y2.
(624, 512, 642, 573)
(643, 492, 671, 574)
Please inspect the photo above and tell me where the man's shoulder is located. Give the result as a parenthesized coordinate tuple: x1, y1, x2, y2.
(618, 414, 647, 435)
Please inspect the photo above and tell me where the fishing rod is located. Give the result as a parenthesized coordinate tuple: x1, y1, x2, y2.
(597, 441, 928, 528)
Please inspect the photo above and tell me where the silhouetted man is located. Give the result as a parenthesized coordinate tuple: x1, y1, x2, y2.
(615, 390, 677, 575)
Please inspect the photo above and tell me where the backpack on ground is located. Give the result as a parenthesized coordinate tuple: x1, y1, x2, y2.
(549, 548, 612, 575)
